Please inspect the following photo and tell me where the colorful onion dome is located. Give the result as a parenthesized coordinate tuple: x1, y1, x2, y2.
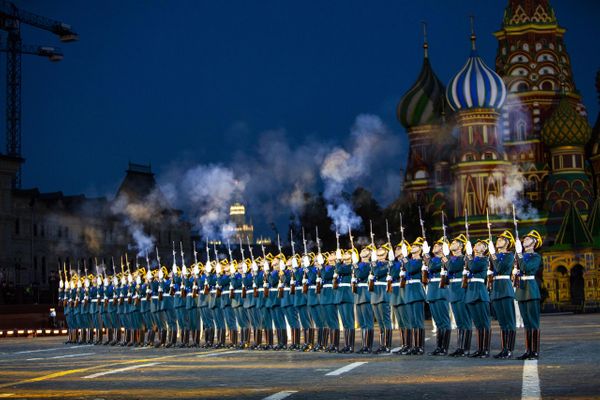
(542, 96, 592, 147)
(446, 31, 507, 111)
(397, 43, 446, 129)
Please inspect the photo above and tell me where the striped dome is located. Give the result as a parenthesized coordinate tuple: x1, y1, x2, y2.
(446, 48, 507, 111)
(397, 57, 446, 129)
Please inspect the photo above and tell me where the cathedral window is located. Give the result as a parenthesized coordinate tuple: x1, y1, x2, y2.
(522, 43, 529, 52)
(541, 81, 554, 91)
(563, 155, 573, 168)
(535, 43, 542, 51)
(516, 119, 527, 141)
(414, 170, 428, 180)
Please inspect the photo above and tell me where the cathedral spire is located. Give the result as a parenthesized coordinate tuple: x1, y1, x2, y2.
(469, 15, 477, 51)
(421, 21, 429, 59)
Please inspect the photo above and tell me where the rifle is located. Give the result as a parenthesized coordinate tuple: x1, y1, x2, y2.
(290, 230, 297, 296)
(486, 208, 495, 291)
(368, 220, 376, 292)
(228, 240, 236, 300)
(248, 236, 258, 298)
(512, 204, 521, 289)
(180, 242, 187, 298)
(439, 211, 449, 289)
(145, 251, 153, 301)
(277, 234, 285, 299)
(315, 226, 323, 295)
(214, 243, 222, 298)
(170, 242, 177, 296)
(349, 224, 358, 294)
(461, 208, 471, 289)
(203, 239, 211, 296)
(302, 228, 309, 294)
(83, 260, 89, 307)
(261, 243, 269, 298)
(192, 241, 199, 298)
(133, 256, 141, 306)
(385, 219, 393, 293)
(125, 254, 133, 305)
(399, 213, 408, 289)
(239, 236, 247, 299)
(419, 207, 429, 285)
(156, 247, 164, 301)
(334, 229, 341, 290)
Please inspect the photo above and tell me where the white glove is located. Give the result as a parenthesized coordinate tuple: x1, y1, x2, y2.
(487, 268, 494, 276)
(336, 249, 342, 260)
(302, 255, 310, 267)
(112, 277, 118, 286)
(316, 277, 322, 284)
(120, 277, 126, 286)
(242, 263, 248, 274)
(104, 277, 109, 287)
(292, 257, 299, 269)
(351, 252, 359, 264)
(251, 262, 258, 272)
(229, 264, 236, 274)
(370, 250, 377, 263)
(279, 260, 286, 272)
(462, 268, 468, 276)
(422, 241, 430, 255)
(216, 264, 222, 275)
(388, 249, 395, 262)
(465, 241, 473, 256)
(136, 276, 142, 285)
(96, 276, 102, 286)
(401, 244, 408, 258)
(128, 274, 133, 284)
(386, 275, 392, 282)
(440, 268, 447, 276)
(59, 280, 64, 289)
(158, 269, 164, 280)
(182, 265, 188, 277)
(302, 277, 308, 285)
(421, 264, 428, 272)
(512, 268, 519, 276)
(515, 239, 523, 254)
(263, 260, 270, 271)
(488, 241, 496, 255)
(84, 279, 90, 288)
(205, 263, 213, 273)
(368, 273, 374, 281)
(316, 253, 324, 266)
(442, 242, 450, 256)
(400, 270, 406, 278)
(333, 272, 338, 279)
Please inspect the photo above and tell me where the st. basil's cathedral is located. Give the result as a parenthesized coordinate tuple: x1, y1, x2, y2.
(396, 0, 600, 311)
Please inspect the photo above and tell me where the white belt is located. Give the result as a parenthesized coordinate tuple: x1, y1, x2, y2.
(391, 282, 400, 287)
(309, 285, 316, 290)
(141, 298, 147, 301)
(163, 293, 171, 297)
(210, 290, 217, 294)
(520, 276, 535, 280)
(151, 296, 159, 299)
(429, 278, 441, 282)
(450, 278, 463, 283)
(187, 293, 194, 297)
(175, 291, 182, 296)
(469, 278, 485, 283)
(283, 287, 291, 291)
(407, 279, 421, 284)
(338, 283, 351, 287)
(357, 283, 369, 287)
(91, 299, 98, 303)
(234, 289, 244, 294)
(494, 275, 511, 280)
(322, 284, 333, 288)
(374, 282, 388, 286)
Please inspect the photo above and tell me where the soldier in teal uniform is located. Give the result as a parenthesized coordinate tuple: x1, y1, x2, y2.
(89, 273, 101, 345)
(231, 260, 249, 348)
(295, 254, 312, 351)
(259, 257, 275, 350)
(208, 260, 226, 349)
(465, 239, 492, 358)
(489, 230, 517, 359)
(244, 260, 261, 349)
(335, 250, 356, 353)
(198, 263, 214, 348)
(403, 237, 427, 355)
(306, 254, 325, 351)
(447, 234, 473, 357)
(390, 241, 410, 354)
(185, 263, 200, 347)
(354, 247, 374, 353)
(152, 267, 168, 347)
(426, 238, 451, 356)
(268, 256, 287, 350)
(320, 253, 339, 352)
(281, 257, 300, 350)
(81, 273, 92, 344)
(108, 274, 121, 345)
(173, 265, 189, 347)
(160, 268, 177, 348)
(61, 276, 71, 343)
(140, 267, 155, 347)
(515, 230, 543, 360)
(370, 246, 392, 354)
(219, 260, 238, 348)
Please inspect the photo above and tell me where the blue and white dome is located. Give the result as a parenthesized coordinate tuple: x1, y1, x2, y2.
(446, 43, 507, 111)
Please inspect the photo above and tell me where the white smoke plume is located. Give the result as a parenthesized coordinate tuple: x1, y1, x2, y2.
(110, 194, 157, 257)
(488, 165, 539, 220)
(321, 114, 403, 234)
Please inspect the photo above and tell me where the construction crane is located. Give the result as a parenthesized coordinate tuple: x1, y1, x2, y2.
(0, 1, 78, 188)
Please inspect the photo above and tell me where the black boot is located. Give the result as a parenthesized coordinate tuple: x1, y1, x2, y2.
(413, 329, 424, 355)
(518, 329, 532, 360)
(374, 329, 386, 354)
(494, 330, 507, 359)
(314, 328, 323, 352)
(332, 329, 340, 353)
(480, 328, 491, 358)
(464, 329, 472, 356)
(529, 329, 539, 360)
(469, 329, 484, 358)
(448, 329, 464, 357)
(127, 329, 136, 346)
(385, 329, 392, 352)
(322, 328, 330, 352)
(400, 329, 413, 355)
(428, 330, 443, 356)
(255, 328, 263, 349)
(366, 329, 374, 353)
(503, 330, 515, 359)
(348, 329, 355, 353)
(440, 329, 451, 356)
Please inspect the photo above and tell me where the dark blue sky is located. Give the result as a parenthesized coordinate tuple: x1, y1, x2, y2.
(9, 0, 600, 204)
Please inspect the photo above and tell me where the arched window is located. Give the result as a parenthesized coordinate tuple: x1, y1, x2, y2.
(414, 170, 428, 180)
(523, 43, 529, 51)
(541, 81, 554, 91)
(516, 120, 527, 141)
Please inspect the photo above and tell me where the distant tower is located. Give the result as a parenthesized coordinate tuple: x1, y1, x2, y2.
(446, 20, 510, 235)
(396, 23, 450, 214)
(494, 0, 584, 208)
(228, 202, 254, 244)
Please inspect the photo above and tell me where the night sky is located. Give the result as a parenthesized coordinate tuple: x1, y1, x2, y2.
(7, 0, 600, 234)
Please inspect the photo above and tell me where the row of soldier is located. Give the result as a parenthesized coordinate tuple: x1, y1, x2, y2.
(59, 210, 543, 360)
